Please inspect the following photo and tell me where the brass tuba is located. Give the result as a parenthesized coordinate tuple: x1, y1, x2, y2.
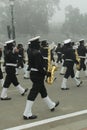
(46, 47, 57, 84)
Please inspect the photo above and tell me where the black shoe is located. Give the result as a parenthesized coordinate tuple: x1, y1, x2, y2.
(1, 97, 11, 100)
(54, 77, 57, 81)
(76, 77, 80, 79)
(51, 101, 59, 112)
(77, 81, 83, 87)
(23, 115, 37, 120)
(24, 77, 30, 79)
(61, 88, 69, 90)
(60, 73, 65, 75)
(21, 88, 28, 96)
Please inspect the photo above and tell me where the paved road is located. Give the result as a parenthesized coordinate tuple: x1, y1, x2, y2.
(0, 66, 87, 130)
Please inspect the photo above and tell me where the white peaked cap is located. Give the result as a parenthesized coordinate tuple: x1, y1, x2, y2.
(79, 39, 84, 42)
(73, 45, 78, 50)
(28, 36, 40, 42)
(64, 39, 71, 44)
(5, 39, 15, 44)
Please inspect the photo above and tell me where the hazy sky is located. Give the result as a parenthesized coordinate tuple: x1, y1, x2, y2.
(61, 0, 87, 13)
(52, 0, 87, 23)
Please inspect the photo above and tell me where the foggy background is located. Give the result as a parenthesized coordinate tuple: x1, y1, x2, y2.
(0, 0, 87, 44)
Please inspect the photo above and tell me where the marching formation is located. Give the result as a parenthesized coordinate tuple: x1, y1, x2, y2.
(0, 36, 87, 120)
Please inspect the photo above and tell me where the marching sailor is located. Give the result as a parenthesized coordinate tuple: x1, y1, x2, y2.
(60, 43, 66, 75)
(40, 40, 48, 70)
(61, 39, 82, 90)
(55, 43, 62, 64)
(23, 36, 59, 120)
(0, 40, 28, 100)
(75, 39, 87, 78)
(16, 43, 26, 75)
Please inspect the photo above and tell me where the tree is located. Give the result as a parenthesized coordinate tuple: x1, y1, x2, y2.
(61, 5, 86, 38)
(0, 0, 60, 37)
(14, 0, 60, 35)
